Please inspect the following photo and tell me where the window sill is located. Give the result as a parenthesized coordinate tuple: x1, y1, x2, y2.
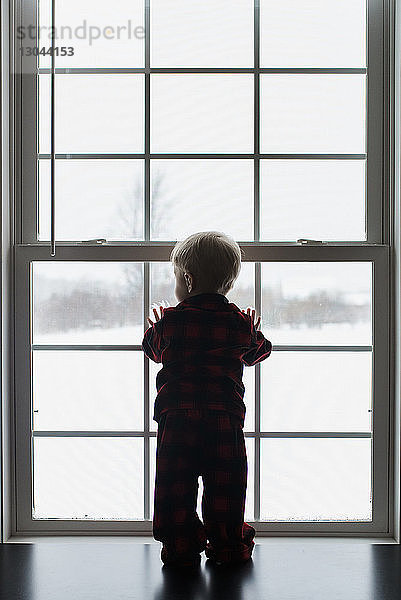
(5, 535, 398, 544)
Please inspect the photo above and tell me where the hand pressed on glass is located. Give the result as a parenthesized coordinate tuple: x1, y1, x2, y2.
(242, 306, 261, 330)
(147, 300, 170, 326)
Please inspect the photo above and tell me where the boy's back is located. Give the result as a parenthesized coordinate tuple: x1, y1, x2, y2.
(142, 292, 272, 427)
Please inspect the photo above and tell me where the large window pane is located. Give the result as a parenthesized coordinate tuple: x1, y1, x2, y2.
(38, 0, 145, 68)
(38, 159, 144, 241)
(261, 352, 372, 432)
(260, 160, 366, 242)
(149, 361, 162, 433)
(260, 438, 372, 521)
(197, 476, 204, 518)
(244, 438, 254, 522)
(33, 437, 144, 519)
(151, 160, 253, 240)
(39, 75, 144, 154)
(32, 262, 144, 344)
(260, 0, 366, 68)
(37, 0, 52, 68)
(151, 0, 253, 67)
(261, 262, 372, 345)
(243, 367, 255, 433)
(260, 74, 366, 153)
(38, 74, 51, 155)
(33, 351, 144, 430)
(151, 75, 254, 153)
(150, 436, 157, 516)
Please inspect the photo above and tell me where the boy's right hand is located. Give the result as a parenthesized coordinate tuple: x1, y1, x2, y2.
(242, 306, 261, 330)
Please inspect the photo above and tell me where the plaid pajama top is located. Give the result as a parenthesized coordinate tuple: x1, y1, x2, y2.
(141, 292, 272, 427)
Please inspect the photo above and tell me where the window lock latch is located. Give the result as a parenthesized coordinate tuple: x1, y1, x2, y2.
(296, 238, 325, 245)
(81, 238, 108, 245)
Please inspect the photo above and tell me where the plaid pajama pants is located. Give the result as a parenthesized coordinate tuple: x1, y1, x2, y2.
(153, 408, 256, 566)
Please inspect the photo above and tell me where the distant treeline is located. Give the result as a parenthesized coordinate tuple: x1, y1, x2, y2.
(34, 279, 370, 333)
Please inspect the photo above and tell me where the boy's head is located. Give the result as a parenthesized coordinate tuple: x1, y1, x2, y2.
(170, 231, 243, 302)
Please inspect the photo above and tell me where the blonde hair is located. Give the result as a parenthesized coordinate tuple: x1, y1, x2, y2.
(170, 231, 243, 295)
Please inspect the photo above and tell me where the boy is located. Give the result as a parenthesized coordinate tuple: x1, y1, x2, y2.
(142, 231, 272, 568)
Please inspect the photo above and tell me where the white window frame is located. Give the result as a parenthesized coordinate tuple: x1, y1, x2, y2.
(8, 0, 395, 536)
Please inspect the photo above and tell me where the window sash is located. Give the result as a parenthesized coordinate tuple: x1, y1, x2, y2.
(16, 0, 384, 245)
(14, 243, 390, 533)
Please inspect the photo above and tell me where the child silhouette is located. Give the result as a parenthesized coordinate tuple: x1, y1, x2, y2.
(142, 231, 272, 568)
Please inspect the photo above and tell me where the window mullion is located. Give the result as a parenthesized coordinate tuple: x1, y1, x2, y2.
(253, 0, 261, 523)
(144, 0, 150, 241)
(19, 0, 38, 245)
(143, 262, 150, 521)
(143, 0, 151, 522)
(254, 0, 260, 243)
(366, 0, 385, 243)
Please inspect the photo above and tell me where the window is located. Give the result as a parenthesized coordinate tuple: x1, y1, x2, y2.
(14, 0, 391, 534)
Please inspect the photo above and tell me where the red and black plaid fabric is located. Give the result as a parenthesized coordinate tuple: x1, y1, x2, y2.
(153, 408, 256, 566)
(142, 292, 272, 427)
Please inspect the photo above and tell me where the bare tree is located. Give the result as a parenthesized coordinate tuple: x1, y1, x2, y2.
(113, 167, 177, 296)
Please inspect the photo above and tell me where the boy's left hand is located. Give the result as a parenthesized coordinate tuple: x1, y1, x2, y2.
(147, 302, 168, 326)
